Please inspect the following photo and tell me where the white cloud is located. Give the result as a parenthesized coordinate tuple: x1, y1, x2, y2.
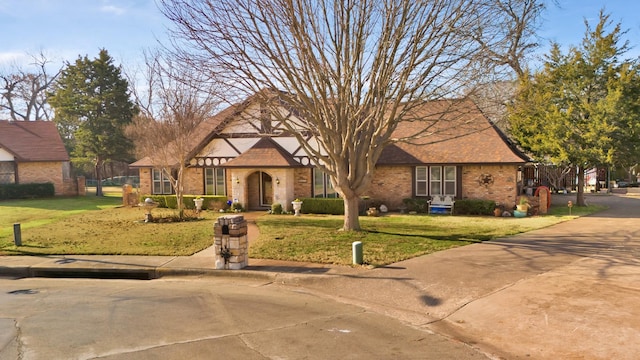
(100, 5, 126, 15)
(0, 52, 30, 68)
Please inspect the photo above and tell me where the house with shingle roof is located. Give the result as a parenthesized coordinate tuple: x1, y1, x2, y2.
(0, 120, 73, 195)
(130, 93, 530, 211)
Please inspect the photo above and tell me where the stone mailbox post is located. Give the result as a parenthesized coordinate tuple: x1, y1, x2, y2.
(213, 215, 248, 270)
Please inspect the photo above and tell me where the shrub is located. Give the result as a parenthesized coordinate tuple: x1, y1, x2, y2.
(0, 182, 55, 200)
(230, 202, 244, 212)
(139, 195, 228, 210)
(402, 198, 429, 213)
(300, 197, 345, 215)
(271, 202, 283, 214)
(454, 199, 496, 215)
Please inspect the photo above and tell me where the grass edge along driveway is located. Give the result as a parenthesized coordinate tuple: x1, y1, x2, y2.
(1, 196, 604, 266)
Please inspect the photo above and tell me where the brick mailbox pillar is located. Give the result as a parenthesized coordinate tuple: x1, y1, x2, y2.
(213, 215, 248, 270)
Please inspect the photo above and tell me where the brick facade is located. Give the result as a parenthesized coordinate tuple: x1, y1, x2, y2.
(363, 165, 413, 210)
(293, 168, 312, 199)
(17, 161, 65, 195)
(461, 164, 519, 207)
(136, 164, 521, 211)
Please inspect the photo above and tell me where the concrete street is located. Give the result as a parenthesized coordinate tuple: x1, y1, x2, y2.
(0, 276, 483, 360)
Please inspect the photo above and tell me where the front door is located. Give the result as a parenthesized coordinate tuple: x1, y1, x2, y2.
(260, 172, 273, 207)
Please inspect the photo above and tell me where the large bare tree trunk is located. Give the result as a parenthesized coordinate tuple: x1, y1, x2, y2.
(342, 194, 361, 232)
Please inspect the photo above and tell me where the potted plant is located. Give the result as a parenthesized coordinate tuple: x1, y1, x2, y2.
(516, 196, 530, 212)
(193, 196, 204, 212)
(494, 202, 503, 217)
(291, 198, 303, 216)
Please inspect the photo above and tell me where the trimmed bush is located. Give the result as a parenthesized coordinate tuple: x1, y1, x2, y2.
(453, 199, 496, 215)
(300, 197, 344, 215)
(402, 198, 429, 213)
(0, 182, 55, 200)
(271, 203, 283, 214)
(139, 195, 228, 210)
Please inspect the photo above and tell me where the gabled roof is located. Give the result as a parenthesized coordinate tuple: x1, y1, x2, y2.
(390, 99, 529, 164)
(0, 120, 69, 162)
(129, 96, 254, 168)
(222, 137, 302, 167)
(131, 93, 529, 168)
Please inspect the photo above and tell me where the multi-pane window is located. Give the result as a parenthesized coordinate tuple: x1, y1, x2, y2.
(152, 169, 172, 194)
(416, 166, 428, 196)
(415, 166, 456, 197)
(313, 168, 338, 198)
(205, 168, 226, 195)
(0, 162, 15, 184)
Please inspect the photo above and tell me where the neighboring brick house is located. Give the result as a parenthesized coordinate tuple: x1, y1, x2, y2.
(0, 120, 73, 196)
(131, 94, 530, 211)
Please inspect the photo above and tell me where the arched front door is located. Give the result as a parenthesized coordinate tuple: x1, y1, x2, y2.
(247, 171, 273, 210)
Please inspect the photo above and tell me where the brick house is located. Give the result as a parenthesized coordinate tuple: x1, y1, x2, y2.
(0, 120, 73, 196)
(130, 94, 529, 211)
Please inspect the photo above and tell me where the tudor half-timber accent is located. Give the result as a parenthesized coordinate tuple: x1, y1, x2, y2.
(131, 93, 530, 211)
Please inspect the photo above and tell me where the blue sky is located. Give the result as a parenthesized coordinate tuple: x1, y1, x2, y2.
(0, 0, 638, 71)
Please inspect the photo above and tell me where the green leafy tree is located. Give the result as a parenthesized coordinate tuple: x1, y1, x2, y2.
(50, 49, 137, 196)
(508, 11, 640, 206)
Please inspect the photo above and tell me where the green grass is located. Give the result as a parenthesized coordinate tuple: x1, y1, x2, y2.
(0, 195, 218, 256)
(249, 206, 605, 266)
(0, 194, 605, 264)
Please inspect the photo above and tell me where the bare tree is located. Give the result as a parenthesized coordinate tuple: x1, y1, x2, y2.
(0, 52, 61, 121)
(160, 0, 543, 230)
(126, 51, 221, 218)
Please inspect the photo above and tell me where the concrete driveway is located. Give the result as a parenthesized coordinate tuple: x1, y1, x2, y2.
(282, 194, 640, 359)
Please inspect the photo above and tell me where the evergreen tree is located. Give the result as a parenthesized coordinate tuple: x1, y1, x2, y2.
(50, 49, 137, 196)
(508, 11, 640, 206)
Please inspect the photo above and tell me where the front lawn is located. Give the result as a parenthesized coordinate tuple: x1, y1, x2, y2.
(249, 211, 597, 266)
(0, 196, 605, 265)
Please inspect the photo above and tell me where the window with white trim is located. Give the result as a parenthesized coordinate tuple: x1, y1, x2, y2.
(205, 168, 226, 195)
(152, 169, 172, 194)
(313, 168, 338, 198)
(415, 166, 456, 196)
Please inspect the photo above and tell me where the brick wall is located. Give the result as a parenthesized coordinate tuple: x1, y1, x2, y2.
(17, 161, 64, 195)
(183, 167, 203, 195)
(363, 165, 413, 210)
(293, 168, 312, 199)
(138, 168, 152, 194)
(462, 164, 519, 207)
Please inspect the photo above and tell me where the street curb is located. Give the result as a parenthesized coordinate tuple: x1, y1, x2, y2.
(0, 265, 282, 281)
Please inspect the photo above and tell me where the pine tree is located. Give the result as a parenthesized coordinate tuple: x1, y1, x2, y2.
(508, 11, 640, 206)
(50, 49, 137, 196)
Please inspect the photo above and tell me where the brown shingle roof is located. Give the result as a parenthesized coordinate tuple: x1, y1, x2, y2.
(0, 120, 69, 162)
(389, 100, 528, 164)
(129, 99, 249, 168)
(222, 137, 301, 167)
